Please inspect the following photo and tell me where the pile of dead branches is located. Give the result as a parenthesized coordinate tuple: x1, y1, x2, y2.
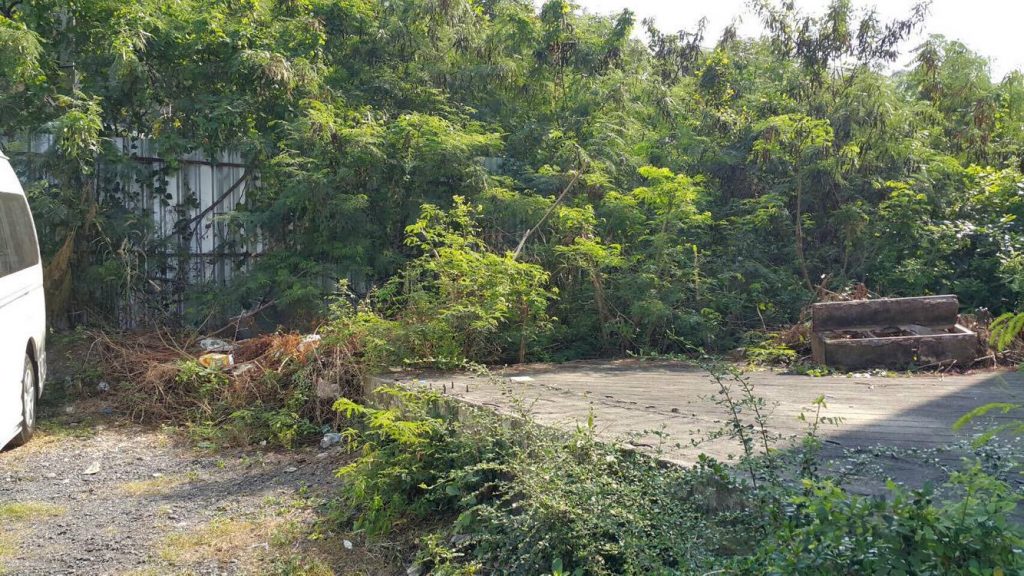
(89, 330, 194, 421)
(88, 329, 366, 432)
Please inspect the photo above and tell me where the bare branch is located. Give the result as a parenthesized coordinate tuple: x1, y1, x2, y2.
(512, 170, 581, 260)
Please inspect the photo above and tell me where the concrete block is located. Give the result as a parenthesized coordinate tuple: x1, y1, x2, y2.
(810, 295, 979, 370)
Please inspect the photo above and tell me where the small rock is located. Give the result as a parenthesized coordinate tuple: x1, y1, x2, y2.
(406, 564, 424, 576)
(44, 472, 57, 479)
(97, 381, 110, 393)
(315, 376, 342, 401)
(343, 539, 353, 550)
(284, 466, 298, 473)
(83, 462, 102, 475)
(232, 362, 257, 377)
(199, 338, 234, 352)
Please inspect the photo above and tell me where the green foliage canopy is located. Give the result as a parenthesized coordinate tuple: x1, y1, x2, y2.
(3, 0, 1024, 358)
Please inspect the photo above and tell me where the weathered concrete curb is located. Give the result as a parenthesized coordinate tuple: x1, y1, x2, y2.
(811, 295, 959, 331)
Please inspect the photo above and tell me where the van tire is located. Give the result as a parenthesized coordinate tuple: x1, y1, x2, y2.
(9, 355, 36, 447)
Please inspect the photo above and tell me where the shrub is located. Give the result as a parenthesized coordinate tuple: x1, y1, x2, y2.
(398, 197, 557, 364)
(333, 384, 765, 575)
(745, 334, 798, 366)
(450, 429, 759, 576)
(333, 387, 516, 536)
(735, 467, 1024, 575)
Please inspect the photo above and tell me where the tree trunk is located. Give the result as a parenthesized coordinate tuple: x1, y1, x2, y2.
(795, 178, 814, 292)
(590, 270, 613, 347)
(518, 301, 528, 364)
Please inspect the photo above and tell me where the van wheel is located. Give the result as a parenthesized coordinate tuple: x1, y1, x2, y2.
(9, 356, 36, 447)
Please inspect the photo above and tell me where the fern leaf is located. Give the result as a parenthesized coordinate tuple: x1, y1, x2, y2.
(990, 312, 1024, 352)
(952, 402, 1020, 431)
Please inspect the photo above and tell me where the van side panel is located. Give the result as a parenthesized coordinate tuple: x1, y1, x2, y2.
(0, 155, 22, 195)
(0, 155, 46, 448)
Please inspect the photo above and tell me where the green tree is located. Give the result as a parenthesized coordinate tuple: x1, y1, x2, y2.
(751, 114, 834, 291)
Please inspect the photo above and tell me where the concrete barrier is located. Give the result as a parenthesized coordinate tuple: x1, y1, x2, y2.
(810, 295, 979, 370)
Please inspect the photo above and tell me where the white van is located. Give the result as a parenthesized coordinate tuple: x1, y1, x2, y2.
(0, 147, 45, 449)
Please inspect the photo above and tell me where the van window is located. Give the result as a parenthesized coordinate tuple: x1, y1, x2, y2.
(0, 192, 40, 278)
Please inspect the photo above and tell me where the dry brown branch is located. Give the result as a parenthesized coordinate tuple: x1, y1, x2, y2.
(86, 328, 365, 442)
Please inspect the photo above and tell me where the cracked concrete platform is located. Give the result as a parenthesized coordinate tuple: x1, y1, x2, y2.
(372, 360, 1024, 489)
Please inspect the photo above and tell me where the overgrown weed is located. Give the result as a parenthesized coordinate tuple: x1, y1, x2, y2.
(120, 471, 200, 496)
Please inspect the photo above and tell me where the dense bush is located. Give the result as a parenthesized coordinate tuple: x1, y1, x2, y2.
(323, 198, 555, 367)
(334, 386, 763, 575)
(332, 387, 516, 538)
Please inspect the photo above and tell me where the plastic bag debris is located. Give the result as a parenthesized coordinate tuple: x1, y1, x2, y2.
(298, 334, 322, 355)
(198, 353, 234, 369)
(320, 432, 343, 449)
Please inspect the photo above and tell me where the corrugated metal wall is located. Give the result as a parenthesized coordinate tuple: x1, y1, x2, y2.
(7, 135, 262, 326)
(115, 138, 261, 286)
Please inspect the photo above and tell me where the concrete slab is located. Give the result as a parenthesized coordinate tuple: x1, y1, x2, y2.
(372, 361, 1024, 490)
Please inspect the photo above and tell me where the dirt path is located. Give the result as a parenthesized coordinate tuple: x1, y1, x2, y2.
(0, 401, 400, 576)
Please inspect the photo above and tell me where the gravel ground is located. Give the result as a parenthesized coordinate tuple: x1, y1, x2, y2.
(0, 399, 393, 576)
